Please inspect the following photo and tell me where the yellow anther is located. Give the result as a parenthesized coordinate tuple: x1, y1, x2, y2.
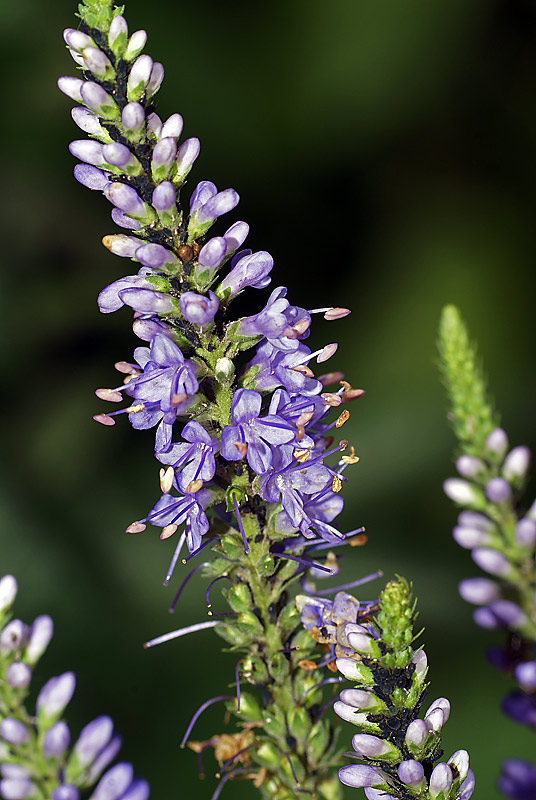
(160, 524, 178, 540)
(291, 364, 315, 377)
(124, 403, 145, 414)
(293, 449, 310, 463)
(159, 466, 174, 493)
(187, 479, 203, 494)
(332, 476, 342, 493)
(321, 392, 342, 407)
(336, 409, 350, 427)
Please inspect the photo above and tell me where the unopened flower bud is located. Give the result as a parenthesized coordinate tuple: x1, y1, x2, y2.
(453, 525, 491, 549)
(102, 235, 143, 259)
(135, 243, 177, 271)
(25, 615, 53, 664)
(43, 721, 71, 758)
(103, 143, 141, 175)
(472, 547, 512, 577)
(338, 765, 390, 789)
(448, 750, 470, 782)
(335, 657, 374, 684)
(218, 250, 274, 299)
(127, 54, 153, 101)
(69, 139, 105, 167)
(63, 28, 93, 52)
(405, 719, 429, 751)
(411, 649, 428, 682)
(502, 446, 531, 481)
(179, 291, 219, 326)
(347, 630, 381, 658)
(80, 82, 119, 119)
(352, 734, 400, 761)
(71, 107, 106, 137)
(119, 288, 174, 314)
(456, 455, 485, 478)
(515, 518, 536, 546)
(0, 620, 28, 654)
(459, 769, 475, 799)
(151, 137, 177, 181)
(147, 62, 164, 97)
(72, 715, 114, 769)
(198, 237, 227, 270)
(86, 735, 123, 784)
(125, 29, 147, 61)
(0, 575, 17, 612)
(514, 661, 536, 691)
(109, 15, 128, 55)
(429, 763, 453, 798)
(73, 164, 109, 191)
(5, 662, 32, 689)
(443, 478, 480, 506)
(485, 427, 509, 457)
(82, 47, 113, 79)
(105, 183, 153, 222)
(0, 777, 35, 800)
(333, 701, 368, 725)
(473, 606, 501, 629)
(175, 138, 200, 183)
(458, 511, 493, 530)
(488, 599, 527, 628)
(91, 762, 133, 800)
(57, 76, 84, 103)
(398, 760, 425, 787)
(121, 102, 145, 136)
(224, 221, 249, 255)
(426, 697, 450, 726)
(458, 577, 499, 605)
(485, 477, 512, 503)
(0, 719, 29, 745)
(36, 672, 76, 720)
(120, 780, 149, 800)
(52, 786, 80, 800)
(152, 182, 176, 213)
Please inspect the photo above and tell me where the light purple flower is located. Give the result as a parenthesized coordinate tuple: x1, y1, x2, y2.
(338, 764, 389, 789)
(146, 487, 210, 552)
(36, 672, 76, 719)
(43, 721, 71, 758)
(398, 760, 424, 786)
(25, 614, 53, 664)
(175, 138, 200, 182)
(97, 269, 156, 314)
(179, 291, 219, 325)
(458, 577, 499, 605)
(499, 759, 536, 800)
(87, 735, 123, 784)
(0, 778, 35, 800)
(223, 221, 249, 255)
(515, 661, 536, 691)
(246, 342, 322, 395)
(238, 286, 311, 351)
(217, 250, 273, 299)
(471, 547, 512, 577)
(220, 389, 295, 475)
(486, 477, 512, 503)
(73, 716, 114, 768)
(90, 762, 133, 800)
(5, 662, 32, 689)
(0, 620, 28, 654)
(52, 787, 80, 800)
(157, 421, 218, 489)
(0, 719, 29, 745)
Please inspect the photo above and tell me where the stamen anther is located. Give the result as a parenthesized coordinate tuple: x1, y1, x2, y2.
(93, 413, 116, 426)
(126, 521, 146, 534)
(160, 524, 178, 540)
(160, 466, 175, 493)
(95, 388, 123, 402)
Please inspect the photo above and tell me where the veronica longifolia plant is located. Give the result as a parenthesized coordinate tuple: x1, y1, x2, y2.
(439, 305, 536, 800)
(54, 1, 476, 798)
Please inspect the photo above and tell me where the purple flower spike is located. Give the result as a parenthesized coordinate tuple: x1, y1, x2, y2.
(499, 759, 536, 800)
(515, 661, 536, 691)
(398, 760, 425, 786)
(220, 389, 294, 475)
(218, 251, 274, 299)
(43, 721, 71, 758)
(175, 138, 200, 182)
(36, 672, 76, 719)
(52, 787, 80, 800)
(73, 164, 109, 191)
(179, 291, 219, 326)
(458, 577, 499, 605)
(338, 764, 389, 789)
(91, 762, 133, 800)
(224, 221, 249, 255)
(486, 477, 512, 503)
(0, 718, 29, 745)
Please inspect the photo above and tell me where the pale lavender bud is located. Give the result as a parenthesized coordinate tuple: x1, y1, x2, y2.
(69, 140, 105, 167)
(151, 138, 176, 176)
(80, 82, 117, 116)
(503, 446, 531, 481)
(102, 235, 143, 258)
(453, 525, 491, 549)
(352, 734, 395, 758)
(121, 102, 145, 134)
(218, 251, 274, 298)
(411, 649, 428, 682)
(333, 701, 368, 725)
(458, 511, 493, 530)
(448, 750, 470, 782)
(105, 183, 146, 218)
(109, 15, 128, 48)
(86, 735, 122, 784)
(43, 721, 71, 758)
(485, 477, 512, 503)
(132, 317, 174, 342)
(0, 620, 28, 654)
(0, 778, 35, 799)
(63, 29, 93, 52)
(456, 455, 485, 478)
(429, 763, 453, 798)
(120, 780, 149, 800)
(514, 661, 536, 691)
(119, 288, 174, 314)
(25, 615, 53, 664)
(425, 708, 446, 732)
(52, 786, 80, 800)
(485, 427, 509, 457)
(190, 181, 217, 214)
(71, 107, 105, 137)
(198, 237, 227, 269)
(215, 358, 234, 380)
(102, 143, 138, 169)
(224, 221, 249, 255)
(364, 790, 395, 800)
(161, 113, 183, 139)
(135, 243, 177, 270)
(515, 518, 536, 546)
(73, 716, 113, 769)
(195, 188, 240, 225)
(147, 62, 164, 97)
(0, 575, 17, 612)
(111, 208, 141, 230)
(473, 606, 501, 629)
(489, 599, 527, 627)
(125, 30, 147, 61)
(0, 767, 28, 780)
(69, 49, 86, 67)
(472, 547, 512, 577)
(91, 763, 133, 800)
(338, 765, 389, 789)
(335, 656, 374, 684)
(426, 697, 450, 725)
(443, 478, 480, 506)
(5, 662, 31, 689)
(82, 47, 112, 77)
(74, 164, 109, 191)
(340, 689, 377, 709)
(175, 138, 200, 180)
(127, 55, 153, 97)
(0, 719, 29, 745)
(458, 769, 475, 800)
(146, 112, 162, 139)
(36, 672, 75, 718)
(398, 760, 424, 786)
(459, 577, 499, 605)
(152, 182, 176, 212)
(405, 719, 429, 749)
(57, 76, 84, 102)
(179, 291, 219, 325)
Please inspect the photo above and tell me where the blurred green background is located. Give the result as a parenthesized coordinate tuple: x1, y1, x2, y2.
(2, 0, 536, 796)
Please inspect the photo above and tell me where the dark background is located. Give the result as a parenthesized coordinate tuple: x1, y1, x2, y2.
(2, 0, 536, 796)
